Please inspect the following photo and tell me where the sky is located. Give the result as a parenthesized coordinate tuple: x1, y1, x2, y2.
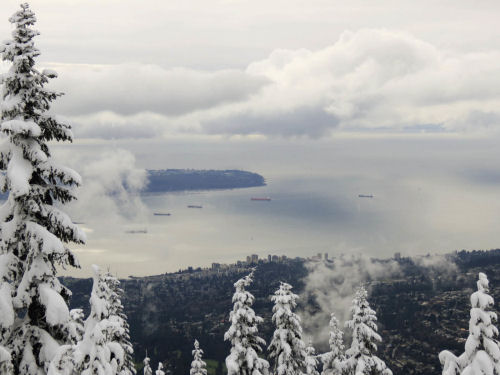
(1, 1, 500, 277)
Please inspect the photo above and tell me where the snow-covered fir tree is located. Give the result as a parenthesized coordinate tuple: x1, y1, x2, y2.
(143, 355, 152, 375)
(439, 272, 500, 375)
(224, 271, 269, 375)
(344, 286, 392, 375)
(305, 338, 320, 375)
(104, 270, 136, 375)
(268, 282, 307, 375)
(49, 265, 129, 375)
(190, 340, 207, 375)
(322, 313, 345, 375)
(0, 3, 84, 374)
(155, 363, 165, 375)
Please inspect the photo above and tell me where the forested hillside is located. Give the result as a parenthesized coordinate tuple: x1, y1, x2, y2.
(63, 249, 500, 375)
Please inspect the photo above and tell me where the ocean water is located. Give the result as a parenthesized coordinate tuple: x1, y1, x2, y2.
(62, 136, 500, 277)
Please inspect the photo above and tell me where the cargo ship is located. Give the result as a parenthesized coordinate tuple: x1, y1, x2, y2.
(358, 194, 374, 198)
(187, 205, 203, 208)
(153, 213, 171, 216)
(251, 197, 271, 201)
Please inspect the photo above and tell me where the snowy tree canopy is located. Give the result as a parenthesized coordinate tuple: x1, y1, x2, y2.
(344, 286, 392, 375)
(104, 270, 136, 375)
(0, 3, 85, 374)
(190, 340, 207, 375)
(155, 363, 165, 375)
(439, 272, 500, 375)
(49, 265, 129, 375)
(143, 356, 152, 375)
(322, 313, 345, 375)
(268, 282, 306, 375)
(224, 270, 269, 375)
(305, 338, 320, 375)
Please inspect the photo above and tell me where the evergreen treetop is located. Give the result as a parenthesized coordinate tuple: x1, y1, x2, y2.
(190, 340, 207, 375)
(224, 270, 269, 375)
(268, 282, 306, 375)
(344, 286, 392, 375)
(322, 312, 345, 375)
(440, 272, 500, 375)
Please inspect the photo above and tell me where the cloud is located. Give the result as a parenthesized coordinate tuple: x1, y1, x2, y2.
(62, 148, 149, 223)
(49, 63, 269, 117)
(300, 254, 402, 346)
(38, 29, 500, 139)
(202, 29, 500, 137)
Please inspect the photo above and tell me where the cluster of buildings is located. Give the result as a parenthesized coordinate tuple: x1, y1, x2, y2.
(209, 252, 331, 271)
(210, 253, 292, 271)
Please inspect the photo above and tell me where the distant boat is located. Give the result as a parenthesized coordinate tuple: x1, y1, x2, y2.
(187, 205, 203, 209)
(358, 194, 374, 198)
(154, 213, 171, 216)
(125, 229, 148, 234)
(251, 197, 271, 201)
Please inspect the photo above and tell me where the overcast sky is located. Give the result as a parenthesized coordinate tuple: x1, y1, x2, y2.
(1, 0, 500, 141)
(1, 1, 500, 276)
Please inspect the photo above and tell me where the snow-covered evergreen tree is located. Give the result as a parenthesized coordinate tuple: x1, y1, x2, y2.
(105, 270, 136, 375)
(439, 272, 500, 375)
(224, 271, 269, 375)
(190, 340, 207, 375)
(344, 286, 392, 375)
(322, 313, 345, 375)
(143, 356, 152, 375)
(0, 3, 84, 374)
(268, 282, 307, 375)
(155, 363, 165, 375)
(305, 338, 320, 375)
(49, 265, 129, 375)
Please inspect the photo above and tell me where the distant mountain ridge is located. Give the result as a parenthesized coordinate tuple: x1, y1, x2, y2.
(143, 169, 266, 193)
